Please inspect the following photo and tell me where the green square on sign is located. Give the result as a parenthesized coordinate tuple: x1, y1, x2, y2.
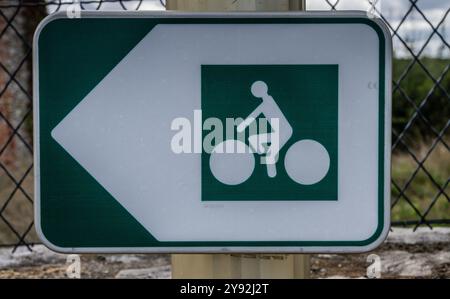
(201, 65, 338, 201)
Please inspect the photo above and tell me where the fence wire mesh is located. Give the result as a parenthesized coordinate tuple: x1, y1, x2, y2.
(0, 0, 449, 252)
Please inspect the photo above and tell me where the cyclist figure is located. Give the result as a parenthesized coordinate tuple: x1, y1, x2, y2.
(237, 81, 293, 178)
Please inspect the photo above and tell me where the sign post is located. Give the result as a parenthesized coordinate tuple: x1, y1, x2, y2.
(33, 3, 392, 279)
(167, 0, 311, 279)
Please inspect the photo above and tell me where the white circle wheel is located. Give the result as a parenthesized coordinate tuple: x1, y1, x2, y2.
(209, 140, 255, 185)
(284, 139, 330, 185)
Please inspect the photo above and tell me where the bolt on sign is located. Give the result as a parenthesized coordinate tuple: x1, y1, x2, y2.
(34, 11, 392, 253)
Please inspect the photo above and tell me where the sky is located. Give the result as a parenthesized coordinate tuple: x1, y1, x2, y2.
(47, 0, 450, 58)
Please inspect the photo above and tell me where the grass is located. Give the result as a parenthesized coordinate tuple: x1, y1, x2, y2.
(391, 140, 450, 223)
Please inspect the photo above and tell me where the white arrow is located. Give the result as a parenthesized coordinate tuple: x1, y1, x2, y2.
(51, 23, 380, 242)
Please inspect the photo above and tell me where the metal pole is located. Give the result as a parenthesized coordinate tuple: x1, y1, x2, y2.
(168, 0, 309, 279)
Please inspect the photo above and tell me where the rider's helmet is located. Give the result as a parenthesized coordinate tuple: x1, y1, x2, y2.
(251, 81, 268, 99)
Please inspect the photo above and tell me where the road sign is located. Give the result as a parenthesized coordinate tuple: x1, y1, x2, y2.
(34, 11, 392, 253)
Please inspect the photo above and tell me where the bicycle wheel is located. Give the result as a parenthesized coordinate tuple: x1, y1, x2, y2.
(284, 139, 330, 185)
(209, 140, 255, 185)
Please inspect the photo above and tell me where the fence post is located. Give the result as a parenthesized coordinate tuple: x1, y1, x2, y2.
(167, 0, 310, 279)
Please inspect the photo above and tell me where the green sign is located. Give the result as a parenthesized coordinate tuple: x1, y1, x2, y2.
(34, 12, 392, 253)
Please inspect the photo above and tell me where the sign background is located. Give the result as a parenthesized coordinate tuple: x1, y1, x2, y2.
(201, 65, 338, 201)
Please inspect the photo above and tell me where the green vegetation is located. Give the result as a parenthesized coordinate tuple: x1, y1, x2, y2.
(393, 58, 450, 142)
(391, 141, 449, 223)
(391, 57, 449, 225)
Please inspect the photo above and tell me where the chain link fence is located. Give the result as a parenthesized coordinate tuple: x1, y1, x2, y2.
(0, 0, 448, 252)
